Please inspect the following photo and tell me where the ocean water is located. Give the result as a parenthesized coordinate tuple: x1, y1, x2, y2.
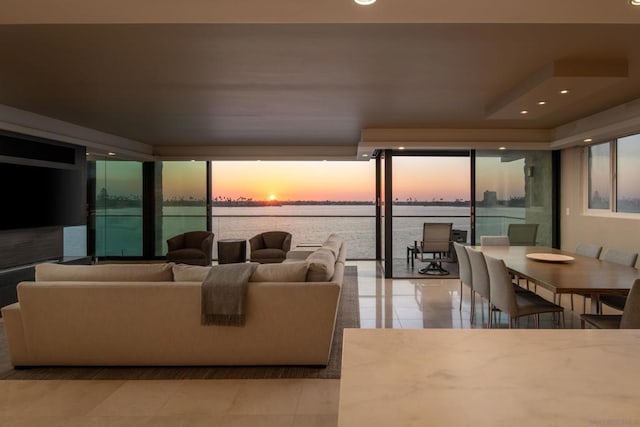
(95, 205, 525, 259)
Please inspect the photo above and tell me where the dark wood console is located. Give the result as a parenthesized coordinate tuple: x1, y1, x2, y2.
(0, 226, 91, 313)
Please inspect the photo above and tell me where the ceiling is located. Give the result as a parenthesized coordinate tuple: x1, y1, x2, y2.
(2, 1, 640, 160)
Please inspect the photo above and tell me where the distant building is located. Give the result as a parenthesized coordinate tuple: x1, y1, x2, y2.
(483, 190, 498, 206)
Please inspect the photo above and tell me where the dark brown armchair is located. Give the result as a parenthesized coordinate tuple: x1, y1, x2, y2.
(249, 231, 292, 263)
(166, 231, 214, 266)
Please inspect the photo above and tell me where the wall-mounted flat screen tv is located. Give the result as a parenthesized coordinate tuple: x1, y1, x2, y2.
(0, 162, 86, 230)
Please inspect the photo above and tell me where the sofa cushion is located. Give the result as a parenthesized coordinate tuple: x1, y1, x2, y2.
(35, 262, 175, 282)
(249, 261, 309, 282)
(251, 248, 286, 260)
(172, 264, 212, 282)
(306, 248, 336, 282)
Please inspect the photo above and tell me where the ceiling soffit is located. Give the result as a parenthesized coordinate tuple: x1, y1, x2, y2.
(486, 59, 629, 121)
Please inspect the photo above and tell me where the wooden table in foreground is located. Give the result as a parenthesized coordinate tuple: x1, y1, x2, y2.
(338, 329, 640, 427)
(471, 245, 640, 312)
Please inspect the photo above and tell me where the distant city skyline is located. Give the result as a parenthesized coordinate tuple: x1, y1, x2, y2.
(99, 156, 530, 202)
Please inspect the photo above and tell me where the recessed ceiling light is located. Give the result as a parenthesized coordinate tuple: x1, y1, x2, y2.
(537, 101, 547, 105)
(354, 0, 376, 4)
(584, 138, 593, 143)
(560, 89, 570, 94)
(499, 147, 507, 151)
(398, 146, 405, 150)
(362, 154, 369, 157)
(630, 0, 640, 6)
(107, 152, 116, 156)
(520, 110, 529, 115)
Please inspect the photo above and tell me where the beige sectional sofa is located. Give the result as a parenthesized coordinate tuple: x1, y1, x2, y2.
(1, 234, 346, 367)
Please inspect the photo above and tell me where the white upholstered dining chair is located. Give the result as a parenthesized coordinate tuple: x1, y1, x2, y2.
(484, 254, 565, 328)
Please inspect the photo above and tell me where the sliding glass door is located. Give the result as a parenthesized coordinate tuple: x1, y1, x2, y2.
(377, 149, 555, 278)
(475, 150, 554, 247)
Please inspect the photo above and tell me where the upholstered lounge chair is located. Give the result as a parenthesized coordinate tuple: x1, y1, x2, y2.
(249, 231, 292, 263)
(166, 231, 214, 266)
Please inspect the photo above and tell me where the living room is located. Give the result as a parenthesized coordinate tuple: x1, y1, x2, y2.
(2, 1, 640, 426)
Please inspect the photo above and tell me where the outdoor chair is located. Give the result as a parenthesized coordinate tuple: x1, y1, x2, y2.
(480, 235, 510, 246)
(507, 223, 538, 246)
(415, 223, 452, 275)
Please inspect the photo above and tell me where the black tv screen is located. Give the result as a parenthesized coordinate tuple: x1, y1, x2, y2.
(0, 162, 86, 230)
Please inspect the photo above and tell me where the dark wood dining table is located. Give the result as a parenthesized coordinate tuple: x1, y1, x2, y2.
(470, 245, 640, 312)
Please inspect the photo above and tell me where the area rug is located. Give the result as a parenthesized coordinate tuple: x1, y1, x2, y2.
(0, 266, 360, 380)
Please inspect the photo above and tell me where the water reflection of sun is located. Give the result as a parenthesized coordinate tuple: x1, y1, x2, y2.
(268, 194, 277, 201)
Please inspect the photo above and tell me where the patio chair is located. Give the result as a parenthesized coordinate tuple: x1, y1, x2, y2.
(415, 223, 453, 275)
(507, 223, 538, 246)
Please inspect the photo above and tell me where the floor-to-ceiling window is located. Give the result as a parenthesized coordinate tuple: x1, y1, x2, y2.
(92, 160, 143, 257)
(210, 160, 375, 259)
(475, 150, 553, 246)
(156, 161, 208, 256)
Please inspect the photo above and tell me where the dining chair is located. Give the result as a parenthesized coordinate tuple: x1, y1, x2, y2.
(580, 279, 640, 329)
(569, 243, 604, 312)
(484, 254, 565, 328)
(415, 223, 453, 275)
(465, 247, 492, 327)
(575, 243, 603, 259)
(597, 249, 639, 312)
(466, 247, 528, 327)
(453, 242, 473, 318)
(480, 235, 510, 246)
(507, 223, 538, 246)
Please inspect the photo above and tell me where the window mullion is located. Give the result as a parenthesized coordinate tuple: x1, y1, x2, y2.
(611, 140, 618, 213)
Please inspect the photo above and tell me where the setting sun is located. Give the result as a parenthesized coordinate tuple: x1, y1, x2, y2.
(268, 194, 277, 201)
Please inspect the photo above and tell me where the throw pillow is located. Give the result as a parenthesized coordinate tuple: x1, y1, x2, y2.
(249, 261, 309, 282)
(306, 248, 336, 282)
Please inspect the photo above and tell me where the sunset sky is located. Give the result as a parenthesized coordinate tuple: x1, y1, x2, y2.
(101, 155, 530, 202)
(159, 157, 528, 201)
(212, 161, 375, 201)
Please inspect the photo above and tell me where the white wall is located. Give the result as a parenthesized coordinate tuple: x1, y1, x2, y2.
(561, 146, 640, 268)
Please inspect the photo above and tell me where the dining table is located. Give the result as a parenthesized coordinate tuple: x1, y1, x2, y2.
(470, 245, 640, 313)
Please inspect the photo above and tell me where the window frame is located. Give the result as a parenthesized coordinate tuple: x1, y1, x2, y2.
(584, 134, 640, 218)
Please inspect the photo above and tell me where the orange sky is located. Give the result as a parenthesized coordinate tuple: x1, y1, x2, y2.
(212, 161, 375, 201)
(156, 156, 526, 201)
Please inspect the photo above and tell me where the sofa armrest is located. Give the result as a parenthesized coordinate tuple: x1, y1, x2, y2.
(200, 233, 215, 257)
(282, 234, 292, 252)
(249, 235, 264, 250)
(167, 234, 184, 251)
(0, 303, 29, 366)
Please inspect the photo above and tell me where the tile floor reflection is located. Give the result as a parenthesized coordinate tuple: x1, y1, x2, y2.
(0, 261, 596, 426)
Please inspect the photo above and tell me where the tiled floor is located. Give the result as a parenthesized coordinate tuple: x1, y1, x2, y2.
(0, 261, 601, 426)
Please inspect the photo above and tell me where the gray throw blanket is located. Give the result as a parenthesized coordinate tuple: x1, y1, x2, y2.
(201, 262, 259, 326)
